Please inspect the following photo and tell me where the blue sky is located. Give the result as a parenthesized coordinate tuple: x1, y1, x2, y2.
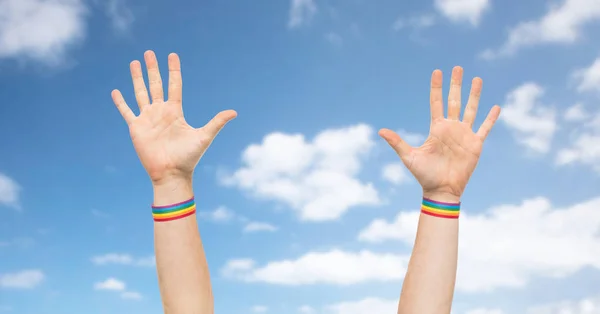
(1, 0, 600, 313)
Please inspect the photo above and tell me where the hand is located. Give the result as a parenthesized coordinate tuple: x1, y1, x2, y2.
(111, 51, 237, 185)
(380, 67, 500, 202)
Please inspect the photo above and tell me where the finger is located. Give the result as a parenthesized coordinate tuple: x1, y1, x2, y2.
(168, 53, 182, 105)
(144, 50, 164, 103)
(462, 77, 482, 127)
(476, 105, 501, 141)
(111, 89, 136, 124)
(201, 110, 238, 139)
(430, 69, 444, 121)
(130, 60, 150, 110)
(378, 128, 413, 161)
(447, 66, 463, 120)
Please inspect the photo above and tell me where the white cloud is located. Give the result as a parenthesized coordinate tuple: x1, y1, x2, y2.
(120, 291, 143, 300)
(103, 0, 134, 32)
(91, 253, 155, 267)
(466, 309, 505, 314)
(326, 298, 398, 314)
(94, 278, 141, 300)
(396, 129, 426, 146)
(381, 162, 410, 185)
(0, 173, 20, 209)
(0, 0, 87, 64)
(94, 278, 125, 291)
(392, 14, 436, 31)
(252, 305, 269, 313)
(199, 206, 235, 222)
(359, 196, 600, 292)
(222, 124, 380, 221)
(243, 222, 278, 233)
(556, 110, 600, 172)
(527, 295, 600, 314)
(288, 0, 316, 28)
(499, 83, 557, 153)
(222, 250, 408, 285)
(574, 57, 600, 94)
(298, 305, 316, 313)
(434, 0, 490, 26)
(564, 103, 588, 122)
(481, 0, 600, 59)
(0, 270, 44, 289)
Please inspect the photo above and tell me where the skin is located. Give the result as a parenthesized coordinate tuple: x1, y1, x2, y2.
(111, 50, 236, 314)
(380, 67, 501, 314)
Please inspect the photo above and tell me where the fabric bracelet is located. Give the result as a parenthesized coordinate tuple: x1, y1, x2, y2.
(420, 197, 460, 219)
(152, 197, 196, 222)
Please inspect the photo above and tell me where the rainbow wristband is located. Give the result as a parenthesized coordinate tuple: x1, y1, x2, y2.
(421, 197, 460, 219)
(152, 197, 196, 222)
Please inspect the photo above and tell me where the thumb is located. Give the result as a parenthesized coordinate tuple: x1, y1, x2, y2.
(201, 109, 238, 139)
(378, 128, 413, 161)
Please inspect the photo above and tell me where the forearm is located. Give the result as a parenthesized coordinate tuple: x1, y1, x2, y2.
(398, 194, 459, 314)
(153, 178, 213, 314)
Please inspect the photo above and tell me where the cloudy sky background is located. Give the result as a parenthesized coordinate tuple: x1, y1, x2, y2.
(1, 0, 600, 313)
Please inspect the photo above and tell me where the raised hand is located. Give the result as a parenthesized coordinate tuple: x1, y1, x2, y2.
(111, 51, 237, 185)
(380, 67, 500, 202)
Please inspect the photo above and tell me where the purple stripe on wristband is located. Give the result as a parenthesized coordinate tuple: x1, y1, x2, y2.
(422, 197, 460, 206)
(151, 197, 195, 209)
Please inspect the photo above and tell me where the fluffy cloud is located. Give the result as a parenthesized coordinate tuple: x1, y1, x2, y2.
(574, 57, 600, 94)
(222, 250, 408, 285)
(381, 162, 410, 185)
(0, 173, 20, 209)
(499, 83, 557, 153)
(326, 298, 398, 314)
(527, 295, 600, 314)
(222, 124, 380, 221)
(288, 0, 316, 28)
(0, 270, 44, 289)
(199, 206, 235, 222)
(94, 278, 125, 291)
(434, 0, 490, 26)
(94, 278, 142, 300)
(102, 0, 134, 32)
(564, 103, 588, 122)
(359, 196, 600, 292)
(481, 0, 600, 59)
(0, 0, 87, 64)
(243, 222, 278, 233)
(91, 254, 155, 267)
(556, 109, 600, 172)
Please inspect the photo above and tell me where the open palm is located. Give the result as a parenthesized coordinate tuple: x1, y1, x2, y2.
(111, 51, 237, 184)
(380, 67, 501, 202)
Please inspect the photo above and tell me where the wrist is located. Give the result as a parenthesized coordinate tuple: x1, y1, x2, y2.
(422, 191, 461, 204)
(152, 177, 194, 207)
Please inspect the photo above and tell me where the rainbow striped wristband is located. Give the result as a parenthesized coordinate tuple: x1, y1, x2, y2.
(152, 197, 196, 222)
(421, 197, 460, 219)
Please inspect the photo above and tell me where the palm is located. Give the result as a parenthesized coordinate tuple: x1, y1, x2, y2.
(111, 51, 236, 183)
(381, 67, 500, 200)
(129, 102, 205, 181)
